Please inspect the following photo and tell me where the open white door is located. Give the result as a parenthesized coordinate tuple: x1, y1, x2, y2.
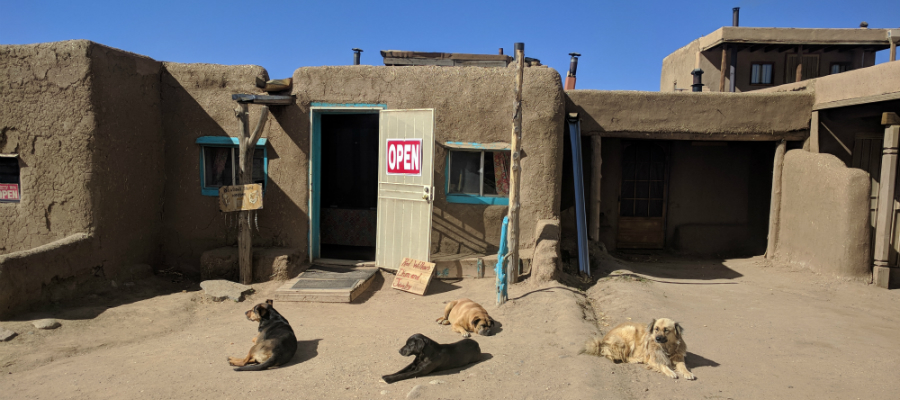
(376, 109, 435, 270)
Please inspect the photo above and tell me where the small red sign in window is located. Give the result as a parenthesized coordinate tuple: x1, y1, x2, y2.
(0, 183, 19, 201)
(386, 139, 422, 176)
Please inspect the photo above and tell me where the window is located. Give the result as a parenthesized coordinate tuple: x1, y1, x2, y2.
(196, 137, 267, 196)
(446, 149, 510, 205)
(0, 155, 20, 203)
(830, 63, 850, 75)
(750, 63, 774, 85)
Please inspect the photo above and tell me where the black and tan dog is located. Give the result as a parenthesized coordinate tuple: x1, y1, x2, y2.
(228, 299, 298, 371)
(436, 298, 494, 337)
(583, 317, 695, 380)
(382, 333, 482, 384)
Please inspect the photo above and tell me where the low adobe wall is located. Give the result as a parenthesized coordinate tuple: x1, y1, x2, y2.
(774, 150, 871, 279)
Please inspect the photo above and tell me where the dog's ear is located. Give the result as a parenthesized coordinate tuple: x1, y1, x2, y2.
(472, 317, 481, 327)
(647, 319, 657, 333)
(266, 299, 274, 305)
(675, 322, 684, 337)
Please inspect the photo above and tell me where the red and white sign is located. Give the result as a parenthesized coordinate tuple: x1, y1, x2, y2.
(386, 139, 422, 176)
(0, 183, 19, 201)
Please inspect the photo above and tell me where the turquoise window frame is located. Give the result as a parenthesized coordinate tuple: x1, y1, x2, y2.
(308, 103, 387, 261)
(196, 136, 268, 197)
(445, 148, 510, 206)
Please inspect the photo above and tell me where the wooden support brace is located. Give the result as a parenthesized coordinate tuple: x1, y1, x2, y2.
(236, 105, 270, 285)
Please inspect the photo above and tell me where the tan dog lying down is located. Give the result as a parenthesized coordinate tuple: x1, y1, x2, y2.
(584, 318, 695, 380)
(436, 298, 494, 337)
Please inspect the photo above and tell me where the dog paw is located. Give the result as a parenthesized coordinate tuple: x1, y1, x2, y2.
(461, 332, 471, 338)
(666, 371, 678, 379)
(683, 372, 696, 380)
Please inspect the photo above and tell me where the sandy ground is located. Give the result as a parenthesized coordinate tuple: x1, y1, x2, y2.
(2, 254, 900, 400)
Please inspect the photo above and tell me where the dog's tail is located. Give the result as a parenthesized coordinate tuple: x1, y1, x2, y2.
(233, 357, 278, 372)
(580, 336, 604, 356)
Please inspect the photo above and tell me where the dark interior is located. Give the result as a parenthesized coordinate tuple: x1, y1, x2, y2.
(319, 113, 379, 260)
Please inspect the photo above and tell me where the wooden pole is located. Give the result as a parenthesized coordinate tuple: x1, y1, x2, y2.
(719, 45, 727, 92)
(795, 45, 803, 83)
(589, 136, 602, 241)
(810, 111, 820, 153)
(890, 40, 897, 62)
(237, 104, 269, 284)
(506, 42, 525, 291)
(873, 121, 900, 288)
(765, 140, 787, 260)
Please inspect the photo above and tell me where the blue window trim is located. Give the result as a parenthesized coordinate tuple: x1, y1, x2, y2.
(196, 136, 268, 196)
(308, 104, 386, 261)
(444, 148, 510, 206)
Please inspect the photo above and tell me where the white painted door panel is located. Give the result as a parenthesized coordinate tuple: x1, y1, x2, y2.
(376, 109, 435, 270)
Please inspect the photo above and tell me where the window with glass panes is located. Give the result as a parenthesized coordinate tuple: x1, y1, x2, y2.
(750, 63, 774, 85)
(197, 137, 267, 196)
(446, 149, 510, 205)
(620, 143, 666, 218)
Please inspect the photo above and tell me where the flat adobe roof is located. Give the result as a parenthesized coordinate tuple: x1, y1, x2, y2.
(699, 27, 892, 52)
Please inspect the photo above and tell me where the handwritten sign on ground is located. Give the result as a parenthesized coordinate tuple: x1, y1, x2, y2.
(219, 184, 263, 212)
(391, 257, 436, 295)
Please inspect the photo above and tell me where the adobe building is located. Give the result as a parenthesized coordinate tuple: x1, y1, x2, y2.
(1, 19, 899, 317)
(661, 9, 897, 93)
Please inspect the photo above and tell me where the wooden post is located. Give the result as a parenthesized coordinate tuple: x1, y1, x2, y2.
(236, 104, 269, 284)
(891, 40, 897, 62)
(795, 46, 803, 83)
(873, 120, 900, 288)
(589, 136, 602, 241)
(719, 45, 727, 92)
(765, 140, 787, 260)
(506, 42, 525, 289)
(810, 111, 820, 153)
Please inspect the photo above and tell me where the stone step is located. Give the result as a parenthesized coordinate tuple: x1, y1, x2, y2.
(273, 265, 378, 303)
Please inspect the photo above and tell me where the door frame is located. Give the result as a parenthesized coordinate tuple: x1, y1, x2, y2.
(308, 103, 387, 262)
(616, 140, 671, 249)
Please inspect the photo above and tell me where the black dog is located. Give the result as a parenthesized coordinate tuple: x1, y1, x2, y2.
(227, 299, 298, 371)
(382, 333, 482, 383)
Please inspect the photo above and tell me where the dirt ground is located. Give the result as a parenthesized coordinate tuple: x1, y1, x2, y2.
(2, 254, 900, 400)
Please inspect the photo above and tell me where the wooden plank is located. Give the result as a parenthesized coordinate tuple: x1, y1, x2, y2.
(883, 112, 900, 126)
(391, 257, 436, 295)
(442, 141, 510, 150)
(719, 45, 727, 92)
(231, 94, 293, 105)
(590, 136, 602, 241)
(594, 131, 808, 141)
(263, 78, 292, 92)
(383, 57, 455, 66)
(813, 92, 900, 111)
(810, 111, 820, 153)
(616, 217, 665, 249)
(874, 126, 900, 275)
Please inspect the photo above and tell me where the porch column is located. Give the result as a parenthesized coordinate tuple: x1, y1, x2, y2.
(719, 45, 727, 92)
(809, 111, 820, 153)
(874, 113, 900, 288)
(795, 45, 803, 83)
(589, 136, 602, 241)
(766, 140, 787, 260)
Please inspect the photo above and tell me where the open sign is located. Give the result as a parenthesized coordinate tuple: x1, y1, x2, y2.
(386, 139, 422, 176)
(0, 183, 19, 202)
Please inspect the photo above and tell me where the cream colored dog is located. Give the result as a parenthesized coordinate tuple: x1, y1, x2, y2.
(584, 318, 695, 380)
(435, 298, 494, 337)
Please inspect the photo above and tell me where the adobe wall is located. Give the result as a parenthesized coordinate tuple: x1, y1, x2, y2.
(565, 90, 813, 139)
(159, 62, 311, 276)
(774, 150, 871, 279)
(88, 43, 166, 277)
(0, 41, 95, 254)
(292, 65, 565, 255)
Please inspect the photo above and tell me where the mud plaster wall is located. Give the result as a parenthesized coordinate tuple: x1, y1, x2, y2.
(0, 41, 95, 254)
(775, 150, 871, 279)
(292, 66, 565, 254)
(565, 90, 812, 139)
(160, 63, 314, 276)
(88, 44, 165, 277)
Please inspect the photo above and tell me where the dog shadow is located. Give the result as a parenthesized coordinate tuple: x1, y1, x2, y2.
(426, 353, 494, 377)
(283, 338, 322, 367)
(490, 319, 504, 335)
(686, 352, 720, 368)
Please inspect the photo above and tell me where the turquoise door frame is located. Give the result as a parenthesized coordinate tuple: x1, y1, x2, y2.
(308, 103, 387, 261)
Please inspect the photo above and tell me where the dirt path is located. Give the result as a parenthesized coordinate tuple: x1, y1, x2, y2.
(586, 254, 900, 400)
(2, 255, 900, 400)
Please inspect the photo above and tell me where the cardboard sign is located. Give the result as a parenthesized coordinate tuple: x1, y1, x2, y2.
(391, 257, 436, 295)
(0, 183, 19, 202)
(386, 139, 422, 176)
(218, 184, 263, 212)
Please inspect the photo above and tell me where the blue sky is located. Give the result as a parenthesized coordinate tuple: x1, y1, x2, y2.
(1, 0, 896, 91)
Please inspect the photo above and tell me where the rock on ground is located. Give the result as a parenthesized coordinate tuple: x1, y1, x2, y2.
(0, 328, 17, 341)
(32, 319, 60, 329)
(199, 280, 253, 302)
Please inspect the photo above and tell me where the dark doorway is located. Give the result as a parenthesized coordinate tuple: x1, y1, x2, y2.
(617, 141, 669, 249)
(319, 114, 379, 260)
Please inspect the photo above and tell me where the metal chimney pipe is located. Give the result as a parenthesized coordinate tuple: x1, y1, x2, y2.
(565, 52, 581, 90)
(352, 48, 363, 65)
(691, 68, 705, 92)
(733, 7, 740, 27)
(499, 48, 504, 55)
